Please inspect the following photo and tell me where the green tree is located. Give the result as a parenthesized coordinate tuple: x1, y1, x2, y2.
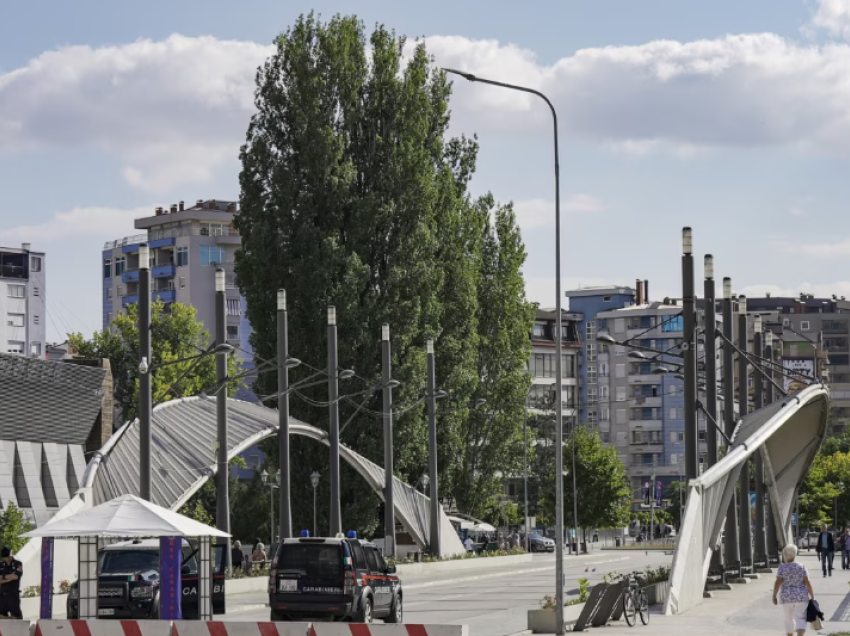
(179, 457, 247, 528)
(798, 451, 850, 529)
(663, 481, 689, 528)
(0, 502, 33, 553)
(69, 301, 242, 424)
(236, 14, 530, 532)
(541, 427, 631, 530)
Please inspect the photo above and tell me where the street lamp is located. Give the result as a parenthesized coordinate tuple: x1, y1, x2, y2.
(261, 469, 280, 547)
(310, 471, 320, 537)
(443, 66, 567, 631)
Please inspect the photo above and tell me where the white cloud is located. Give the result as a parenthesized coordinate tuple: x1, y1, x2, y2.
(0, 205, 146, 245)
(790, 207, 807, 216)
(0, 35, 271, 193)
(513, 194, 603, 230)
(772, 236, 850, 258)
(808, 0, 850, 40)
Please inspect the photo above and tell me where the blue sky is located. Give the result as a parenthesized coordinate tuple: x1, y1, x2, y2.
(2, 0, 850, 341)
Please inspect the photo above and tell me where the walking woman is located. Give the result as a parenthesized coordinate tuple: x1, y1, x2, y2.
(773, 544, 815, 636)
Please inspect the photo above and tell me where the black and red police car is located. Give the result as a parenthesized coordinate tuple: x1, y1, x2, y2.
(269, 531, 402, 624)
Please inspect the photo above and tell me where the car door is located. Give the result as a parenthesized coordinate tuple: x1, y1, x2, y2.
(364, 546, 389, 614)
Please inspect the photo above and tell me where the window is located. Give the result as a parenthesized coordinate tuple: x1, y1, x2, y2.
(7, 284, 24, 298)
(226, 325, 239, 341)
(698, 430, 706, 442)
(32, 286, 39, 297)
(616, 364, 626, 378)
(365, 547, 380, 573)
(103, 259, 112, 278)
(585, 321, 597, 339)
(669, 408, 677, 420)
(603, 296, 612, 302)
(114, 257, 126, 276)
(670, 454, 678, 465)
(587, 387, 598, 404)
(801, 321, 811, 331)
(600, 385, 609, 399)
(180, 277, 187, 289)
(600, 406, 610, 421)
(532, 322, 546, 338)
(201, 245, 226, 266)
(6, 314, 23, 327)
(588, 410, 598, 425)
(586, 343, 597, 363)
(33, 315, 39, 325)
(227, 299, 241, 317)
(614, 318, 625, 333)
(615, 345, 626, 356)
(587, 366, 597, 385)
(6, 341, 24, 354)
(107, 288, 112, 299)
(616, 408, 627, 424)
(30, 256, 42, 272)
(177, 246, 189, 267)
(616, 386, 626, 402)
(30, 342, 41, 357)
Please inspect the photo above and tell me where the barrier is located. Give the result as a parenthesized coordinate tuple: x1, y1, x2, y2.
(36, 620, 172, 636)
(0, 621, 33, 636)
(308, 626, 468, 636)
(173, 623, 309, 636)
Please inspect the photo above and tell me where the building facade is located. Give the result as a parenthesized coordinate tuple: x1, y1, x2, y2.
(528, 308, 581, 422)
(0, 244, 46, 358)
(102, 200, 254, 392)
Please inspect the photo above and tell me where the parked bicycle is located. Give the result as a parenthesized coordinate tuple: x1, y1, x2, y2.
(622, 571, 650, 626)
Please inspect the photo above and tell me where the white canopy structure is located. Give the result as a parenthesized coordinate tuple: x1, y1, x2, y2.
(23, 494, 229, 539)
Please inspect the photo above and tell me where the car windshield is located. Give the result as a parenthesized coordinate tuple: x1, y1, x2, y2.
(99, 550, 160, 574)
(530, 533, 544, 540)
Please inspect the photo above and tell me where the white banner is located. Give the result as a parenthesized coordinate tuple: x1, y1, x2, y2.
(783, 358, 814, 392)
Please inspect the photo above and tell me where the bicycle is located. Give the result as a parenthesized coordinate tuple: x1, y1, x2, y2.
(622, 571, 650, 626)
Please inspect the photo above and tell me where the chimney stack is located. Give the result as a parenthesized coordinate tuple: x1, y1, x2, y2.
(21, 243, 30, 252)
(196, 199, 204, 209)
(635, 279, 643, 305)
(644, 280, 649, 302)
(179, 201, 185, 212)
(170, 204, 177, 214)
(155, 207, 163, 216)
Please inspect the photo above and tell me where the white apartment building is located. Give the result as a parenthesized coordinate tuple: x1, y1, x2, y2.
(0, 244, 46, 357)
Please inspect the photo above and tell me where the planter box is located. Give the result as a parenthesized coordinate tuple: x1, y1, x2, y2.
(527, 604, 585, 633)
(226, 576, 268, 595)
(645, 580, 670, 605)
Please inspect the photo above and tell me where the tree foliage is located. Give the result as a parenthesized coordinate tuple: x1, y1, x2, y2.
(236, 13, 532, 533)
(0, 502, 33, 553)
(179, 457, 247, 529)
(69, 301, 242, 424)
(663, 480, 688, 528)
(540, 426, 631, 530)
(798, 451, 850, 529)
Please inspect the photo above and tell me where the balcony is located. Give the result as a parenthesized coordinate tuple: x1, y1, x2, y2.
(628, 374, 662, 385)
(216, 233, 241, 246)
(121, 269, 139, 283)
(630, 396, 662, 408)
(121, 295, 139, 308)
(629, 443, 664, 453)
(629, 419, 662, 427)
(152, 264, 176, 279)
(153, 290, 175, 303)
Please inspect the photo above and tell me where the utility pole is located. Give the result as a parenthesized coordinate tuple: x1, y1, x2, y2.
(382, 324, 396, 557)
(138, 243, 152, 501)
(722, 279, 741, 576)
(277, 290, 292, 540)
(753, 316, 768, 571)
(737, 296, 753, 574)
(682, 228, 698, 482)
(765, 331, 779, 564)
(426, 339, 441, 557)
(328, 307, 342, 536)
(650, 458, 656, 544)
(215, 268, 231, 571)
(704, 255, 721, 574)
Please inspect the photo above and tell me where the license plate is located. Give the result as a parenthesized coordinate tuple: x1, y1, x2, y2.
(98, 609, 115, 616)
(278, 579, 298, 592)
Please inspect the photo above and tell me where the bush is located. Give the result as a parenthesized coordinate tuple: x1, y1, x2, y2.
(22, 586, 40, 598)
(387, 547, 526, 566)
(540, 578, 590, 608)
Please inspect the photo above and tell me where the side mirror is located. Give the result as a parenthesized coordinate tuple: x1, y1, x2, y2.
(181, 565, 191, 575)
(386, 565, 397, 575)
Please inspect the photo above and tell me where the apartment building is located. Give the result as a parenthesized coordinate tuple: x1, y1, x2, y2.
(528, 308, 582, 423)
(0, 244, 46, 358)
(102, 200, 254, 400)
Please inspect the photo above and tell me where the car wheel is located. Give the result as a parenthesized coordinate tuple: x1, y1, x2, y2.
(357, 596, 373, 624)
(385, 594, 402, 623)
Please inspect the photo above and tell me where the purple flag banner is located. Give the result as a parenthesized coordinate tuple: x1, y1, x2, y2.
(159, 537, 182, 620)
(656, 480, 663, 506)
(40, 537, 53, 619)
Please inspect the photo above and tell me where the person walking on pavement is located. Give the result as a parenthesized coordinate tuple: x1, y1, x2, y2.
(0, 547, 23, 619)
(843, 528, 850, 570)
(815, 523, 835, 577)
(231, 540, 244, 573)
(773, 544, 814, 636)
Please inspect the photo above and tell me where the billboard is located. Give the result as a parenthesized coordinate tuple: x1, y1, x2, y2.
(783, 358, 814, 393)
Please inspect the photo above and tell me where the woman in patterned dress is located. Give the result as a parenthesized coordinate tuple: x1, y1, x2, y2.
(773, 544, 815, 636)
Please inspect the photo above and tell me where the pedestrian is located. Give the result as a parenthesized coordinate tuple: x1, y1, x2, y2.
(773, 544, 814, 636)
(231, 540, 244, 573)
(815, 523, 834, 577)
(0, 546, 22, 619)
(464, 536, 474, 552)
(843, 528, 850, 570)
(252, 542, 267, 568)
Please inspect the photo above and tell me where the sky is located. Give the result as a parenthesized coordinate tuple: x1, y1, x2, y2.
(3, 0, 850, 341)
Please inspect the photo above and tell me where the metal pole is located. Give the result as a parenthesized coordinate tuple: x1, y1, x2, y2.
(426, 339, 440, 557)
(722, 279, 740, 569)
(524, 405, 530, 552)
(705, 256, 721, 574)
(313, 484, 317, 537)
(682, 228, 698, 482)
(737, 296, 753, 571)
(753, 316, 768, 569)
(765, 333, 778, 563)
(214, 268, 231, 571)
(650, 459, 656, 544)
(382, 324, 396, 557)
(277, 290, 292, 540)
(138, 243, 152, 501)
(328, 307, 342, 536)
(269, 485, 274, 547)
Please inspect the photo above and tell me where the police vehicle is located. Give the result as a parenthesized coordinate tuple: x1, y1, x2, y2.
(67, 539, 226, 619)
(269, 531, 402, 624)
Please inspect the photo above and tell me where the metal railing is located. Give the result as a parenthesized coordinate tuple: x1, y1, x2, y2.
(103, 234, 147, 250)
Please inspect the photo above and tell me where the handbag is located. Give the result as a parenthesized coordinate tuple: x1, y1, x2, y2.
(812, 617, 823, 630)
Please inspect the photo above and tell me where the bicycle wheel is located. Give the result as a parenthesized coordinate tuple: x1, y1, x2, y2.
(638, 590, 650, 625)
(623, 591, 636, 627)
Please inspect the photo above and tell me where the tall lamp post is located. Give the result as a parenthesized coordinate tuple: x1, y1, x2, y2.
(261, 469, 280, 547)
(277, 290, 293, 541)
(310, 471, 320, 536)
(139, 243, 152, 501)
(215, 268, 231, 571)
(443, 67, 566, 633)
(382, 324, 396, 557)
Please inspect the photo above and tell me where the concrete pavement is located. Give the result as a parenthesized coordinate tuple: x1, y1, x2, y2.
(226, 551, 672, 636)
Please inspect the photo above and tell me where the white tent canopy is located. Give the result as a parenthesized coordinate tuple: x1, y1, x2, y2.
(23, 494, 229, 539)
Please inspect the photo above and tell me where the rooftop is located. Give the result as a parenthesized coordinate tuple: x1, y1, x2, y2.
(565, 285, 635, 299)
